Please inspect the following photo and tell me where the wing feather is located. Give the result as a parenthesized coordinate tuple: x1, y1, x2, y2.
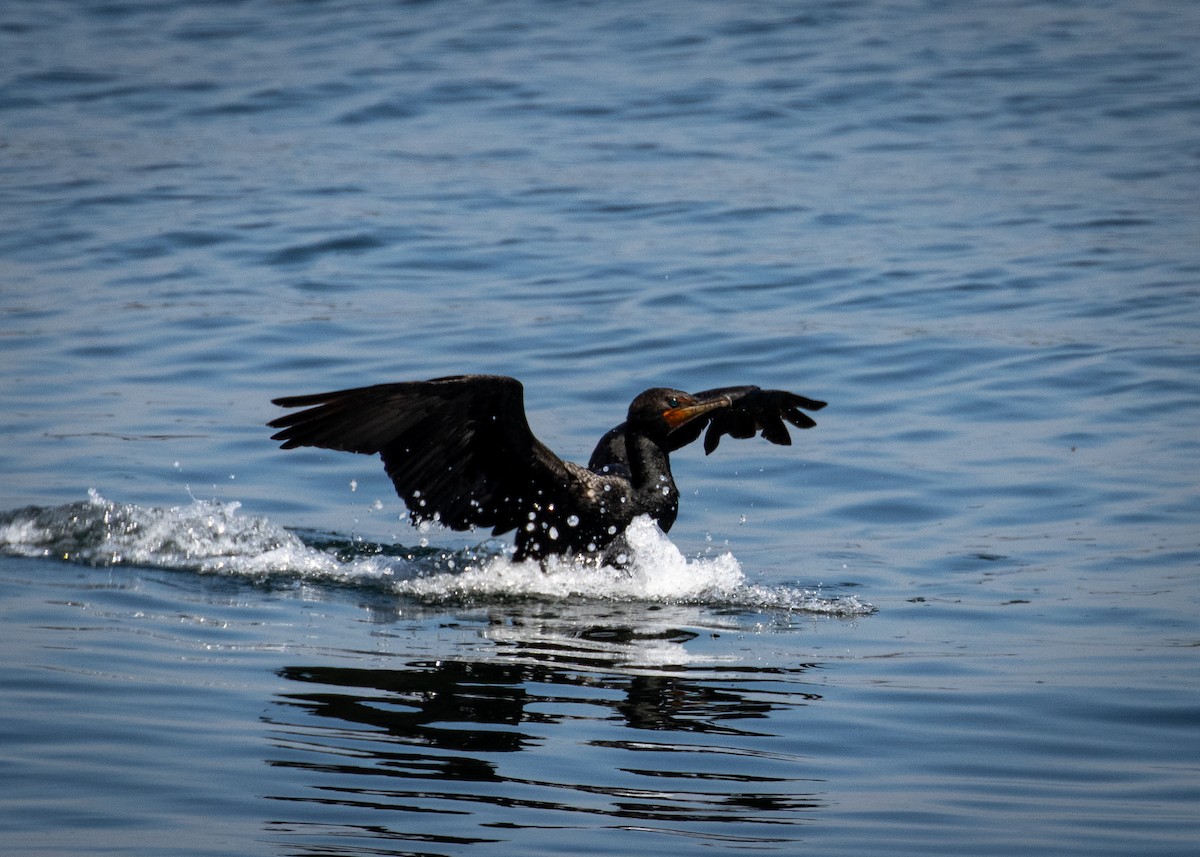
(269, 375, 568, 533)
(695, 386, 827, 454)
(587, 384, 826, 467)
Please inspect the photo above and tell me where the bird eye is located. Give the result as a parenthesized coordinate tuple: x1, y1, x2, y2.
(667, 397, 680, 408)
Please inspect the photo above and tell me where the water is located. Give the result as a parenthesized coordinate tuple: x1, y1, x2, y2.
(2, 0, 1199, 854)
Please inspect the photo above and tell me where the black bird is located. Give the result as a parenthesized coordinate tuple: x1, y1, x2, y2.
(268, 375, 825, 561)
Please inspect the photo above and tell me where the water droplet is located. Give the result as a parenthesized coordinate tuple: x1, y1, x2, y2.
(548, 527, 559, 540)
(567, 514, 580, 527)
(349, 479, 357, 492)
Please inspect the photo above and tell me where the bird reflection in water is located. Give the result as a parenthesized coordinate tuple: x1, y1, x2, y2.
(263, 618, 825, 854)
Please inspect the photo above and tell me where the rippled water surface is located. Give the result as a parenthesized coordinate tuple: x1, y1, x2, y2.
(3, 1, 1199, 855)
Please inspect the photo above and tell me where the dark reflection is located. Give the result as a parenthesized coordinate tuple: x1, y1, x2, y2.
(277, 661, 542, 756)
(263, 617, 826, 856)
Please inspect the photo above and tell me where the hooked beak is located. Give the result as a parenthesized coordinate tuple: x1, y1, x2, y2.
(662, 394, 731, 429)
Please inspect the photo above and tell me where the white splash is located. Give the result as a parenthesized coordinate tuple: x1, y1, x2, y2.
(0, 490, 392, 582)
(394, 515, 746, 603)
(0, 493, 874, 616)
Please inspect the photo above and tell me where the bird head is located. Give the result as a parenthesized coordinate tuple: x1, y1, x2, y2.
(628, 388, 731, 438)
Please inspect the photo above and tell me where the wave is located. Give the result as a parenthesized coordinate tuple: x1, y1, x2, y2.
(0, 490, 873, 617)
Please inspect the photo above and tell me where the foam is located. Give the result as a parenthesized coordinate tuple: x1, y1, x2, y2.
(0, 491, 874, 617)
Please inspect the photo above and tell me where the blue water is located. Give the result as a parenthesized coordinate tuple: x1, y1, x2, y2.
(3, 0, 1199, 854)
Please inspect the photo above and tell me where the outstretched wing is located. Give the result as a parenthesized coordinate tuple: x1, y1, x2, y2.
(687, 386, 827, 454)
(268, 375, 571, 535)
(587, 385, 826, 472)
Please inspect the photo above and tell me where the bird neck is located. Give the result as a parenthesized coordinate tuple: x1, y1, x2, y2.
(622, 428, 680, 532)
(623, 428, 676, 492)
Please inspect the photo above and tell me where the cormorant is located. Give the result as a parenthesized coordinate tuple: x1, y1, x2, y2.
(268, 375, 825, 560)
